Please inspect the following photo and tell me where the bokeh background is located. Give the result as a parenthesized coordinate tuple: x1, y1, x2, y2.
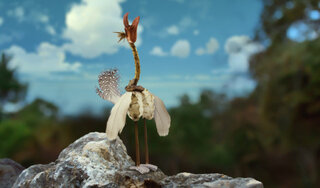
(1, 0, 320, 187)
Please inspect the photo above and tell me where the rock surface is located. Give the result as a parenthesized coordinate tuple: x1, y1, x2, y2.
(0, 158, 25, 188)
(12, 132, 263, 188)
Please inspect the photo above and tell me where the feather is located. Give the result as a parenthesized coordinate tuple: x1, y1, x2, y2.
(96, 69, 121, 104)
(153, 95, 171, 136)
(106, 92, 132, 140)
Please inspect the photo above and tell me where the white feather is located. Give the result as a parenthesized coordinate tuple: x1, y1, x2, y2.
(153, 95, 171, 136)
(106, 92, 132, 140)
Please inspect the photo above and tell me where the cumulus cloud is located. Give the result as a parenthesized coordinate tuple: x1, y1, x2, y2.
(195, 37, 219, 55)
(166, 25, 179, 35)
(32, 12, 49, 23)
(161, 17, 196, 37)
(33, 13, 56, 35)
(7, 7, 56, 36)
(151, 40, 191, 58)
(7, 7, 25, 22)
(195, 48, 206, 55)
(0, 17, 3, 26)
(150, 46, 168, 57)
(224, 76, 257, 96)
(225, 35, 264, 73)
(208, 35, 264, 95)
(179, 17, 196, 28)
(171, 40, 191, 58)
(62, 0, 143, 58)
(45, 25, 56, 35)
(6, 43, 81, 76)
(193, 30, 199, 36)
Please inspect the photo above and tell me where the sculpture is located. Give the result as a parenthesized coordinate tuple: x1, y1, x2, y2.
(96, 13, 171, 174)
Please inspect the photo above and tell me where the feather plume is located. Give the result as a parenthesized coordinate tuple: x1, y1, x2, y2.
(96, 69, 121, 104)
(106, 92, 132, 140)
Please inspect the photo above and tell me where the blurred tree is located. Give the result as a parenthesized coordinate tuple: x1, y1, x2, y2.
(246, 0, 320, 186)
(0, 53, 27, 120)
(249, 37, 320, 188)
(0, 119, 31, 158)
(256, 0, 320, 44)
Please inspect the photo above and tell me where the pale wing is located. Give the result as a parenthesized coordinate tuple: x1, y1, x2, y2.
(153, 95, 171, 136)
(106, 92, 132, 140)
(96, 69, 121, 104)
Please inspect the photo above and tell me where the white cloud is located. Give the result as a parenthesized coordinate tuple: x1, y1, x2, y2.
(225, 76, 257, 96)
(6, 43, 81, 76)
(62, 0, 142, 58)
(179, 17, 196, 28)
(195, 48, 206, 55)
(7, 7, 25, 22)
(193, 30, 199, 36)
(195, 37, 219, 55)
(35, 13, 49, 23)
(45, 25, 56, 35)
(7, 7, 56, 36)
(160, 17, 196, 37)
(166, 25, 179, 35)
(0, 17, 3, 26)
(171, 39, 190, 58)
(225, 35, 264, 73)
(207, 38, 219, 54)
(150, 46, 168, 57)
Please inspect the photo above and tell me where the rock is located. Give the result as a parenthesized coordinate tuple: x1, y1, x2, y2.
(13, 132, 263, 188)
(161, 172, 263, 188)
(0, 158, 25, 188)
(13, 132, 166, 188)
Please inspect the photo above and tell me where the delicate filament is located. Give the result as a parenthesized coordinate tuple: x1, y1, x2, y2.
(129, 42, 140, 85)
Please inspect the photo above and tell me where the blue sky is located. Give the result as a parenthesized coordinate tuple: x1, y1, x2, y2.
(0, 0, 264, 115)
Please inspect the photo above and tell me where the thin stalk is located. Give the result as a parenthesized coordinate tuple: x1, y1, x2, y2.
(144, 119, 149, 164)
(134, 121, 140, 166)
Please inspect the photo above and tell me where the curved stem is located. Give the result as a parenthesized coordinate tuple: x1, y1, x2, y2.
(129, 42, 140, 85)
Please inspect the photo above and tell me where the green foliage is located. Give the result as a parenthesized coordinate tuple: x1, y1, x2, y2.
(0, 53, 27, 117)
(0, 120, 31, 158)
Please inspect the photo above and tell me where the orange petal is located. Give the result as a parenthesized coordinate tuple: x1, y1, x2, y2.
(123, 12, 129, 28)
(131, 16, 140, 30)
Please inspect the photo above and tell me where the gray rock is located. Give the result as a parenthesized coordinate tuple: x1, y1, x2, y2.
(0, 158, 25, 188)
(13, 132, 263, 188)
(161, 172, 263, 188)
